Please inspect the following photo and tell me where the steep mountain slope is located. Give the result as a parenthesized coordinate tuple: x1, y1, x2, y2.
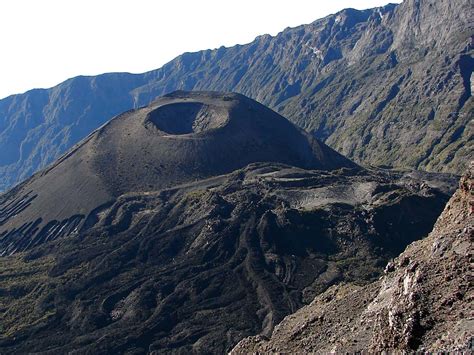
(0, 73, 151, 191)
(134, 0, 473, 174)
(0, 93, 456, 353)
(1, 0, 472, 191)
(232, 162, 473, 353)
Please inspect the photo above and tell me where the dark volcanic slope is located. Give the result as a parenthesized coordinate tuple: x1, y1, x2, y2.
(0, 163, 455, 354)
(0, 91, 354, 256)
(1, 0, 472, 191)
(232, 163, 473, 353)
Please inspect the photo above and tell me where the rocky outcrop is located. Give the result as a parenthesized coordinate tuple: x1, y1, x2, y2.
(367, 162, 473, 352)
(1, 0, 472, 191)
(231, 162, 473, 353)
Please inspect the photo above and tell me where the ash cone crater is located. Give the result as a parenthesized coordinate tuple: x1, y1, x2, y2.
(146, 102, 228, 135)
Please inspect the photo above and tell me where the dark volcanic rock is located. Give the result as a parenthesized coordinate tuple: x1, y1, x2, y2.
(0, 163, 455, 354)
(0, 0, 472, 192)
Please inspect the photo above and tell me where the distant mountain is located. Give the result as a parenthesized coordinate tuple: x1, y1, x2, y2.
(0, 73, 150, 191)
(0, 92, 456, 353)
(0, 0, 472, 191)
(232, 162, 473, 353)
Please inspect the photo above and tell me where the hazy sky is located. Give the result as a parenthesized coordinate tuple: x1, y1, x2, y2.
(0, 0, 401, 99)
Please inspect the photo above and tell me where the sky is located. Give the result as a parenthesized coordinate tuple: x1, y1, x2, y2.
(0, 0, 401, 99)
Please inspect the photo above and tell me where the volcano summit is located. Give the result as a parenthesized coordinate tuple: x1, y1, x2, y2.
(0, 91, 355, 256)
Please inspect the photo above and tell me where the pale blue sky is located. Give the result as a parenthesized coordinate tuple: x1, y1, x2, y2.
(0, 0, 401, 99)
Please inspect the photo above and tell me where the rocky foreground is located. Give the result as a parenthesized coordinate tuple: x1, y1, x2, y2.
(232, 162, 473, 353)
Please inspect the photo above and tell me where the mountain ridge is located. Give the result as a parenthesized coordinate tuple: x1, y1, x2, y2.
(0, 0, 472, 191)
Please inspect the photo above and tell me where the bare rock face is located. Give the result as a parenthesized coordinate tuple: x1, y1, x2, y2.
(366, 163, 473, 352)
(231, 161, 473, 353)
